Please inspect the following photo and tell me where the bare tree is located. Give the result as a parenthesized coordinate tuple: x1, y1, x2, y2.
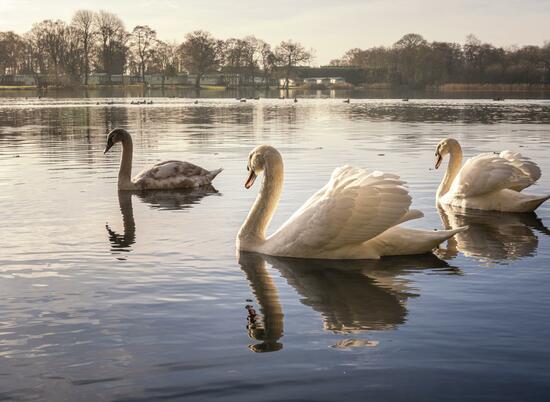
(179, 30, 222, 88)
(274, 40, 312, 90)
(71, 10, 95, 85)
(94, 11, 127, 82)
(29, 20, 70, 85)
(393, 33, 429, 85)
(223, 37, 248, 86)
(151, 40, 179, 86)
(258, 40, 276, 89)
(130, 25, 157, 83)
(61, 26, 84, 84)
(0, 32, 26, 75)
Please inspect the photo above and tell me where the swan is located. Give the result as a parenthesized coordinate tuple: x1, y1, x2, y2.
(435, 138, 549, 212)
(104, 128, 222, 191)
(237, 145, 465, 259)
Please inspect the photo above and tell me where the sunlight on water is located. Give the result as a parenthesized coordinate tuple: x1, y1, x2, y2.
(0, 97, 549, 401)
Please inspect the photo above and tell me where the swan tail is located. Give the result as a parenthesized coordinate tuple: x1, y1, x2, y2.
(423, 226, 469, 250)
(372, 226, 468, 257)
(521, 195, 550, 212)
(208, 168, 223, 181)
(396, 209, 424, 225)
(438, 226, 469, 240)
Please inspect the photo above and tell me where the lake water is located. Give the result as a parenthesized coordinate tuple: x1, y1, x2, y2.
(1, 96, 549, 401)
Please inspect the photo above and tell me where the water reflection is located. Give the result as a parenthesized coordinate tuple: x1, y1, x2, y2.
(238, 252, 457, 352)
(106, 186, 219, 257)
(106, 191, 136, 255)
(437, 205, 550, 263)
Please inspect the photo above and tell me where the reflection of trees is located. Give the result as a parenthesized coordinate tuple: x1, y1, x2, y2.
(238, 251, 457, 352)
(437, 205, 549, 264)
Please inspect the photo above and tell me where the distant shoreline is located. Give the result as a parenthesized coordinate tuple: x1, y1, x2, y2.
(3, 83, 550, 92)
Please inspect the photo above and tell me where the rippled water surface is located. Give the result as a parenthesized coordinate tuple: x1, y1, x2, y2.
(1, 97, 549, 401)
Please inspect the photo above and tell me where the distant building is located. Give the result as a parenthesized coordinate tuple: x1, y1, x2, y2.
(86, 73, 109, 85)
(278, 77, 303, 87)
(0, 74, 36, 86)
(298, 76, 348, 86)
(330, 77, 346, 84)
(253, 76, 278, 86)
(144, 74, 188, 85)
(186, 73, 247, 87)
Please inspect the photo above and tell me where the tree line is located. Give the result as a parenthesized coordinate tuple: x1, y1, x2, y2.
(0, 10, 312, 88)
(1, 11, 549, 89)
(331, 33, 550, 87)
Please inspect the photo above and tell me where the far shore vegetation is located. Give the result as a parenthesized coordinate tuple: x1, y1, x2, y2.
(1, 10, 550, 92)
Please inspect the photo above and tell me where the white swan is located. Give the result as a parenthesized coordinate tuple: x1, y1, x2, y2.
(435, 138, 549, 212)
(237, 145, 465, 259)
(104, 128, 222, 190)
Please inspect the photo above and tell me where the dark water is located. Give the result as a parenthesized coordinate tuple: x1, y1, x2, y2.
(0, 97, 549, 401)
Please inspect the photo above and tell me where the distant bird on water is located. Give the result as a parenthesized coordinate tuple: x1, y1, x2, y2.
(343, 98, 350, 104)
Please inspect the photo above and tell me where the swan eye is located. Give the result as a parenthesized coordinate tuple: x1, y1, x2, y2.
(247, 166, 250, 172)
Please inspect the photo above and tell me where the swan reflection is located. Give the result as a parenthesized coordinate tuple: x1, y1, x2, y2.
(437, 205, 549, 263)
(238, 251, 457, 352)
(106, 186, 219, 258)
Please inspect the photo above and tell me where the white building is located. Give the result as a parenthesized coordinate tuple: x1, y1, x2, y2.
(0, 74, 36, 86)
(330, 77, 346, 84)
(278, 78, 303, 87)
(144, 74, 188, 85)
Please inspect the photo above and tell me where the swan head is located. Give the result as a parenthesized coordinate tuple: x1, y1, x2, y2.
(104, 128, 130, 154)
(244, 145, 282, 189)
(435, 138, 460, 169)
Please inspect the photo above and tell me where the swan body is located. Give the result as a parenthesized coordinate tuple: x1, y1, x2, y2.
(104, 128, 222, 191)
(237, 145, 465, 260)
(434, 138, 548, 213)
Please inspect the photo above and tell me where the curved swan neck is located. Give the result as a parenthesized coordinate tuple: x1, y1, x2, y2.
(238, 153, 284, 247)
(437, 143, 463, 199)
(118, 133, 134, 189)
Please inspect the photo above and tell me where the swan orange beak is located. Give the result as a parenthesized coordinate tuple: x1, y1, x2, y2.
(435, 153, 442, 169)
(245, 170, 257, 189)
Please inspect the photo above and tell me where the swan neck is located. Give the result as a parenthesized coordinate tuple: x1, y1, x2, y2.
(118, 134, 134, 188)
(238, 157, 284, 248)
(437, 146, 462, 199)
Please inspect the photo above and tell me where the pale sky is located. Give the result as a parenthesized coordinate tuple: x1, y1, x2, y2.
(1, 0, 549, 64)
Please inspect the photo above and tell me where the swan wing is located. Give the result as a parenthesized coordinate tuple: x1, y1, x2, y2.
(135, 160, 211, 180)
(452, 152, 539, 197)
(133, 160, 214, 188)
(498, 150, 541, 190)
(268, 166, 413, 253)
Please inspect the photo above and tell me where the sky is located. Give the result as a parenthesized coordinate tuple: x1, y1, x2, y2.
(1, 0, 550, 65)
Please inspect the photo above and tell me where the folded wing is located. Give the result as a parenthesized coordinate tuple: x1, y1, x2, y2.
(452, 151, 541, 197)
(134, 160, 211, 182)
(268, 166, 416, 254)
